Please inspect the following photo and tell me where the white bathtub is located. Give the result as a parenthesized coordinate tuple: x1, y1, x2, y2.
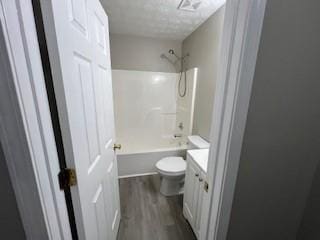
(117, 143, 187, 178)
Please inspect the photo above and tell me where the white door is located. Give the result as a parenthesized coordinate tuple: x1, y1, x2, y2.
(41, 0, 120, 239)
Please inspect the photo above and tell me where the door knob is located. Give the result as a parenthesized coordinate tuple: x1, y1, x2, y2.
(113, 143, 121, 151)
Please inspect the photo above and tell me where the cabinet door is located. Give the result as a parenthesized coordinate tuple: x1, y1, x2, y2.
(183, 157, 201, 228)
(195, 171, 205, 237)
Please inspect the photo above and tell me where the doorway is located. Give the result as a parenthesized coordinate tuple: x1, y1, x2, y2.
(0, 0, 267, 239)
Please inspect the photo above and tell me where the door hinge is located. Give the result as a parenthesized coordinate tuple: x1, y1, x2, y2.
(58, 168, 77, 190)
(204, 181, 209, 192)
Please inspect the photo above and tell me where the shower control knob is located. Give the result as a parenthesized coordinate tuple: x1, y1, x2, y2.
(195, 173, 199, 177)
(199, 178, 203, 182)
(113, 143, 122, 151)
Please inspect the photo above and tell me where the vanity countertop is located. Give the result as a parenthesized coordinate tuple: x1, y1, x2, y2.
(187, 149, 209, 173)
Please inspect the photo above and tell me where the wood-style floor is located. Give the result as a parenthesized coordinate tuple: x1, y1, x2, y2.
(117, 175, 197, 240)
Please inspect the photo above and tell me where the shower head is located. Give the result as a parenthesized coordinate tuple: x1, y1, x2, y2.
(168, 49, 189, 60)
(161, 49, 189, 69)
(168, 49, 182, 60)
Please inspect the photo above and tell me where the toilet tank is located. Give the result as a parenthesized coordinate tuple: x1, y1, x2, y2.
(187, 135, 210, 149)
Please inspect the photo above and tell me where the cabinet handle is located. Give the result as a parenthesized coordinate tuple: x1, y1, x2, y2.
(199, 178, 203, 182)
(195, 173, 199, 177)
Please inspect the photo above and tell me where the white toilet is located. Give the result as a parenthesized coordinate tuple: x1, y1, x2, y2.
(156, 135, 210, 196)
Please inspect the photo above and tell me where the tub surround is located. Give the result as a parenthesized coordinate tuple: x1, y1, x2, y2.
(112, 69, 197, 153)
(113, 69, 198, 177)
(112, 70, 180, 153)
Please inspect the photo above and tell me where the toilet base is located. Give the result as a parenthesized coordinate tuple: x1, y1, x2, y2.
(159, 174, 185, 196)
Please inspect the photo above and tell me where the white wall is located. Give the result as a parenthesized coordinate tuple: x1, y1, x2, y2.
(182, 6, 225, 140)
(110, 34, 182, 73)
(227, 0, 320, 239)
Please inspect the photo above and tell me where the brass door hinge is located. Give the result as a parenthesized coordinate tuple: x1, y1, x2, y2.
(58, 168, 77, 190)
(204, 181, 209, 192)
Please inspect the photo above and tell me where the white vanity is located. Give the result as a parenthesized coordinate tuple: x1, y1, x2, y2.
(183, 148, 209, 238)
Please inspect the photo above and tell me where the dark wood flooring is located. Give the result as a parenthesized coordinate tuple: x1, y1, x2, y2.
(117, 175, 197, 240)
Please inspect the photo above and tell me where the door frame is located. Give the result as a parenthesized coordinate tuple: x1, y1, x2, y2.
(0, 0, 71, 239)
(200, 0, 267, 239)
(0, 0, 267, 240)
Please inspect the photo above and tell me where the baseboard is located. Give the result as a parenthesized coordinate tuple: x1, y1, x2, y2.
(118, 172, 158, 179)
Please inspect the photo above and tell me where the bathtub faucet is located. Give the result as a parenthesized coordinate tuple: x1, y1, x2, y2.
(174, 134, 183, 138)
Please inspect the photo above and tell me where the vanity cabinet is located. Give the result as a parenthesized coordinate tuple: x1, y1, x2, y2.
(183, 152, 207, 238)
(195, 171, 205, 235)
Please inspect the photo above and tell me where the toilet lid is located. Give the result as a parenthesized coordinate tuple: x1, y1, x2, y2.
(156, 157, 186, 175)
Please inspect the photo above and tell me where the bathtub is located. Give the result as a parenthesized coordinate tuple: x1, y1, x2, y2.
(112, 69, 197, 178)
(117, 141, 188, 178)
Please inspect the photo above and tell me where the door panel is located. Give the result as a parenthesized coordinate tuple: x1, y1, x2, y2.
(92, 184, 108, 240)
(42, 0, 120, 239)
(73, 55, 100, 166)
(108, 158, 120, 237)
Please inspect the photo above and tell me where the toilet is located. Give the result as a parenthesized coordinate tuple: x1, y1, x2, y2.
(156, 135, 210, 196)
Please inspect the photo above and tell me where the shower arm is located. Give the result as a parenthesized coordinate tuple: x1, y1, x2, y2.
(160, 54, 179, 65)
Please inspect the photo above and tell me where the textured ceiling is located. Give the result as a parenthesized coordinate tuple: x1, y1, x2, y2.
(100, 0, 226, 40)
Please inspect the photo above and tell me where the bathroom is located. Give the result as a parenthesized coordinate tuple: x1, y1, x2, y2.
(8, 0, 320, 239)
(106, 0, 226, 239)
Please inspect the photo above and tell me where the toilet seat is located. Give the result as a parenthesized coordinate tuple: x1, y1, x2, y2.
(156, 157, 186, 176)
